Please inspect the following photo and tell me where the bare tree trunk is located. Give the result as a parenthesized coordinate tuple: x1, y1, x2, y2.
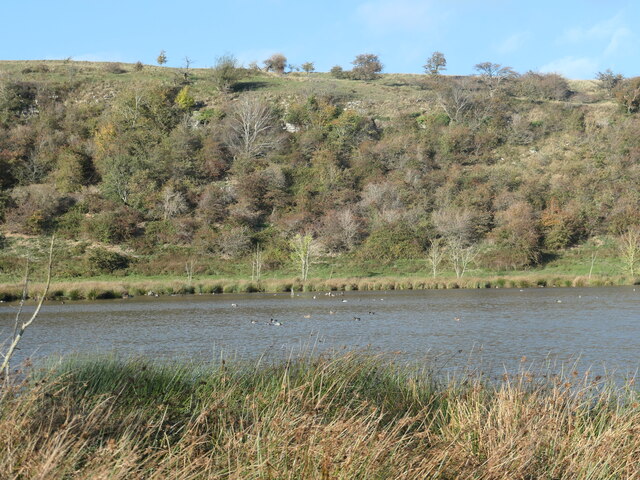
(251, 244, 263, 282)
(427, 238, 446, 278)
(185, 258, 195, 285)
(2, 236, 55, 383)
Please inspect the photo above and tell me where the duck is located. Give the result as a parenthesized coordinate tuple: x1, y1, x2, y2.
(269, 318, 282, 326)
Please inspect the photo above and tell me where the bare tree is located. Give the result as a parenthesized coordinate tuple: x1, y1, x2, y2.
(161, 185, 188, 220)
(185, 258, 196, 285)
(290, 233, 317, 281)
(432, 207, 476, 245)
(619, 226, 640, 276)
(2, 236, 54, 382)
(336, 209, 361, 251)
(436, 79, 475, 124)
(474, 62, 518, 97)
(225, 97, 279, 159)
(251, 244, 263, 282)
(448, 237, 477, 279)
(426, 237, 446, 278)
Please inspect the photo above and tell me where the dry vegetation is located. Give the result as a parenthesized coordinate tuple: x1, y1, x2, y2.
(1, 353, 638, 479)
(1, 60, 640, 288)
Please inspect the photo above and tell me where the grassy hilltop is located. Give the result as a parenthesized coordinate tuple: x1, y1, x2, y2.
(0, 59, 639, 295)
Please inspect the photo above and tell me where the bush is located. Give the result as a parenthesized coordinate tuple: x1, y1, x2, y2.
(357, 223, 424, 261)
(211, 54, 244, 92)
(83, 208, 141, 244)
(515, 72, 571, 101)
(87, 248, 130, 274)
(330, 66, 346, 79)
(103, 62, 127, 74)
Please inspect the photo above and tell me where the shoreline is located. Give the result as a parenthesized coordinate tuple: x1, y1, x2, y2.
(0, 272, 637, 302)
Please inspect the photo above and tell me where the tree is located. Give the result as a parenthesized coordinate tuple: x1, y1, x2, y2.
(290, 233, 315, 281)
(175, 86, 195, 110)
(264, 53, 287, 74)
(435, 78, 476, 124)
(424, 51, 447, 75)
(614, 77, 640, 114)
(251, 244, 263, 281)
(2, 236, 54, 382)
(448, 237, 478, 278)
(426, 237, 446, 278)
(330, 65, 346, 79)
(157, 50, 167, 65)
(211, 54, 243, 92)
(301, 62, 315, 74)
(160, 185, 188, 220)
(474, 62, 518, 97)
(351, 53, 383, 80)
(596, 69, 624, 97)
(619, 226, 640, 276)
(225, 97, 279, 160)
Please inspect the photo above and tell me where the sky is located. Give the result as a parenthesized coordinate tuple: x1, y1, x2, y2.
(1, 0, 638, 79)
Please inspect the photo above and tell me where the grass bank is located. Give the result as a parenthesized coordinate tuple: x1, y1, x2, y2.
(1, 353, 638, 479)
(0, 272, 637, 302)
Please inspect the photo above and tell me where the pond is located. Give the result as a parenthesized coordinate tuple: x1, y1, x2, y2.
(1, 286, 639, 379)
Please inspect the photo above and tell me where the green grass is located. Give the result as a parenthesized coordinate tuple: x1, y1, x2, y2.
(1, 352, 638, 478)
(0, 233, 636, 302)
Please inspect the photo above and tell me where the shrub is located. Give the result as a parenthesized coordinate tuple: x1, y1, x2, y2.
(358, 223, 424, 261)
(83, 208, 141, 244)
(211, 54, 244, 92)
(103, 62, 126, 74)
(330, 66, 346, 79)
(87, 248, 130, 274)
(515, 72, 571, 101)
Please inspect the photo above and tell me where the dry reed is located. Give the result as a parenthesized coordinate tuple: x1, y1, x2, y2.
(0, 353, 637, 479)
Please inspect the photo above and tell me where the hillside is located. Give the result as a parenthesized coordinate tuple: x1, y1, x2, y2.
(0, 60, 639, 286)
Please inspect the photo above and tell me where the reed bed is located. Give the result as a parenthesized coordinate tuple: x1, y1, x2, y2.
(0, 273, 637, 302)
(1, 353, 638, 479)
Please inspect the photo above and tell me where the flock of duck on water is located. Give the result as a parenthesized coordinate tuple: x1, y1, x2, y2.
(235, 292, 383, 327)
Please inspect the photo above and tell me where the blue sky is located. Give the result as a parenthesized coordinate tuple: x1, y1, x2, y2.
(1, 0, 638, 79)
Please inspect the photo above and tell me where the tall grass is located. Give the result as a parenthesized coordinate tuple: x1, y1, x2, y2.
(1, 353, 638, 478)
(0, 273, 637, 302)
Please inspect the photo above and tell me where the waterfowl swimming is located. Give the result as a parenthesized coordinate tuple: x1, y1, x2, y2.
(353, 316, 361, 321)
(303, 314, 311, 318)
(269, 318, 282, 326)
(231, 303, 238, 307)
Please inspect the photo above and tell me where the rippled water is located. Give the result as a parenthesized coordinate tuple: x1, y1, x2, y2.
(1, 286, 639, 377)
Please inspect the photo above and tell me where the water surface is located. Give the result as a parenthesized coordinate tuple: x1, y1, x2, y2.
(1, 286, 638, 378)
